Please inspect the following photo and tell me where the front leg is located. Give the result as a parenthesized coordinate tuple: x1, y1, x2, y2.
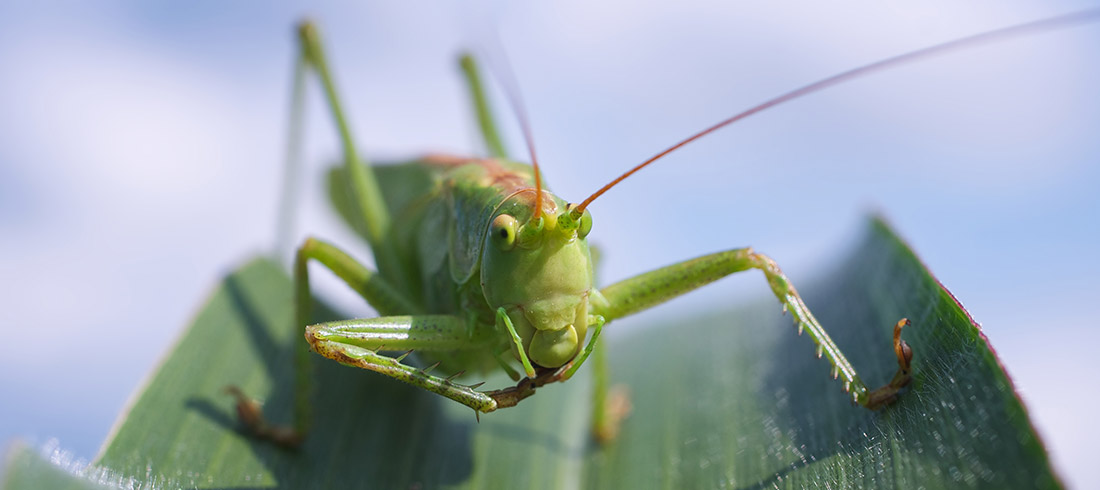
(594, 247, 913, 409)
(305, 315, 499, 412)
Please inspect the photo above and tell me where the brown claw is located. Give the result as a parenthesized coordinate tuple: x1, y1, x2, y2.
(594, 385, 632, 444)
(893, 318, 913, 372)
(863, 318, 915, 410)
(224, 385, 304, 448)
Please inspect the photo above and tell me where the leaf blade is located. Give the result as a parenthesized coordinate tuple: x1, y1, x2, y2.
(4, 217, 1057, 489)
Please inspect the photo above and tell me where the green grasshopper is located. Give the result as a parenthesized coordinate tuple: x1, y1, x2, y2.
(228, 11, 1093, 447)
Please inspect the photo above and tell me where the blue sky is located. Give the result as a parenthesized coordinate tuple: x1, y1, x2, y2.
(1, 1, 1098, 486)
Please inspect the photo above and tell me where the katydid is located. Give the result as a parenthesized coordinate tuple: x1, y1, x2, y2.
(227, 10, 1097, 447)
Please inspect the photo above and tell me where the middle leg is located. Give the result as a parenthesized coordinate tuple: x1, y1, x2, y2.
(228, 236, 422, 446)
(593, 247, 912, 409)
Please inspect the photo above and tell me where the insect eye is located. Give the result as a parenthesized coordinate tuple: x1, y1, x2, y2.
(562, 203, 593, 238)
(491, 214, 518, 251)
(578, 208, 593, 238)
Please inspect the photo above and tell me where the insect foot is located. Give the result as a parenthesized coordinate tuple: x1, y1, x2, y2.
(862, 318, 913, 410)
(593, 385, 632, 444)
(484, 366, 560, 409)
(224, 386, 304, 448)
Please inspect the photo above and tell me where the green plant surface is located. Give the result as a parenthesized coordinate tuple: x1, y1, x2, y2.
(1, 217, 1059, 489)
(2, 443, 117, 490)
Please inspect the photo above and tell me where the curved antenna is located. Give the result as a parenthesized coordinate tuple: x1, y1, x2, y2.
(478, 44, 545, 221)
(506, 80, 545, 221)
(574, 8, 1100, 214)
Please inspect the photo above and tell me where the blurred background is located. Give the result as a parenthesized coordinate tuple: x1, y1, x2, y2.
(1, 0, 1097, 486)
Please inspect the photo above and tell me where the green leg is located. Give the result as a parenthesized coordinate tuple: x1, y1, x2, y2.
(305, 316, 498, 412)
(459, 54, 509, 159)
(594, 247, 913, 409)
(274, 53, 307, 262)
(497, 307, 537, 378)
(296, 21, 406, 292)
(561, 314, 605, 381)
(581, 245, 631, 442)
(228, 237, 421, 447)
(588, 339, 632, 443)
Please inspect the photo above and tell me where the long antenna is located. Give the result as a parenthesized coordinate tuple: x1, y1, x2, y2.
(574, 8, 1100, 214)
(481, 45, 545, 220)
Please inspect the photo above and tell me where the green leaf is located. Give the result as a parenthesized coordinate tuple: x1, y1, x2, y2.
(2, 217, 1059, 489)
(2, 443, 115, 490)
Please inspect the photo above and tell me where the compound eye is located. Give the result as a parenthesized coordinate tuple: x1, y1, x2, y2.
(491, 214, 518, 251)
(578, 208, 593, 238)
(564, 203, 594, 239)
